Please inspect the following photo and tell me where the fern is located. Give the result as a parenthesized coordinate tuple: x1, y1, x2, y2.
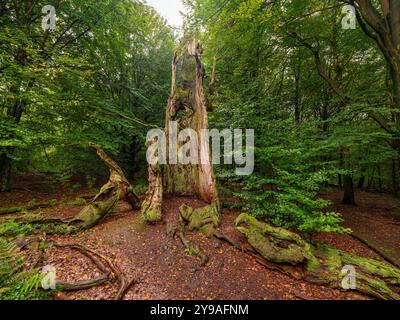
(0, 239, 23, 284)
(0, 238, 49, 300)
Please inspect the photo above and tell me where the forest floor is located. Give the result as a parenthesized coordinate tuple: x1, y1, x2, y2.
(1, 174, 400, 300)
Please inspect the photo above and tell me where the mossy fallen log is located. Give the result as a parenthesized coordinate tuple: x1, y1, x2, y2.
(235, 213, 400, 300)
(7, 144, 140, 232)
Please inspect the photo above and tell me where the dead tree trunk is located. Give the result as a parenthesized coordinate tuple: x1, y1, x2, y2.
(142, 39, 220, 231)
(14, 144, 139, 231)
(67, 144, 140, 229)
(235, 213, 400, 300)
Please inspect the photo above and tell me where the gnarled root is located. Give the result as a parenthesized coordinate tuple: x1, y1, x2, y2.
(235, 213, 400, 300)
(52, 243, 135, 300)
(179, 201, 219, 236)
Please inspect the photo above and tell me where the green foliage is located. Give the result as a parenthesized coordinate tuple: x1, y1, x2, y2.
(0, 220, 34, 238)
(48, 199, 58, 207)
(184, 246, 200, 256)
(68, 197, 87, 206)
(232, 169, 349, 234)
(86, 175, 97, 189)
(0, 239, 49, 300)
(0, 0, 176, 186)
(184, 0, 400, 232)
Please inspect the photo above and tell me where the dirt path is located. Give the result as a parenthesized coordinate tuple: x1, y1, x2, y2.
(321, 189, 400, 268)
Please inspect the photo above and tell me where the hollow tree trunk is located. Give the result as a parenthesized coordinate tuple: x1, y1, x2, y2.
(142, 39, 220, 231)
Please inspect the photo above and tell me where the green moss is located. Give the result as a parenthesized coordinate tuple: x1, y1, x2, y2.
(185, 246, 200, 256)
(179, 202, 219, 236)
(68, 197, 86, 206)
(141, 206, 162, 223)
(48, 199, 58, 207)
(235, 213, 400, 300)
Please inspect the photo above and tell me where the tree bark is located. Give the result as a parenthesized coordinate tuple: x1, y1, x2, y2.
(0, 154, 11, 192)
(236, 213, 400, 300)
(142, 39, 220, 230)
(342, 174, 356, 205)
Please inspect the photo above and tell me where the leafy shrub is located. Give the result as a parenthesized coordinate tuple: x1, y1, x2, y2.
(222, 167, 350, 235)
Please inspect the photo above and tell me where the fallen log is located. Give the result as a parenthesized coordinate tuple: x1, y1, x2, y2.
(5, 144, 140, 232)
(235, 213, 400, 300)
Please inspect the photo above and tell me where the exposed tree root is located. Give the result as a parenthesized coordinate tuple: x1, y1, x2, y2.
(52, 243, 135, 299)
(58, 276, 110, 291)
(166, 222, 209, 267)
(179, 202, 219, 236)
(212, 230, 301, 279)
(176, 229, 209, 266)
(235, 213, 400, 300)
(52, 243, 112, 291)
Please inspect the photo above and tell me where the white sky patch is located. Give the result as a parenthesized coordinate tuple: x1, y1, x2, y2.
(146, 0, 185, 28)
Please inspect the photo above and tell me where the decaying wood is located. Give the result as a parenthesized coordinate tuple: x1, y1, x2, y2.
(0, 195, 94, 216)
(141, 39, 220, 228)
(6, 144, 139, 232)
(349, 232, 400, 269)
(235, 213, 400, 300)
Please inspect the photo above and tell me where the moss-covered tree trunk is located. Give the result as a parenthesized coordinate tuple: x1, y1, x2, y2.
(142, 39, 220, 230)
(17, 144, 140, 231)
(235, 213, 400, 300)
(68, 144, 140, 229)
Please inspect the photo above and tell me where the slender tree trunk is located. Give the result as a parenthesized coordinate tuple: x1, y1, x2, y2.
(340, 146, 356, 205)
(358, 174, 366, 189)
(342, 174, 356, 205)
(358, 166, 366, 189)
(0, 154, 11, 192)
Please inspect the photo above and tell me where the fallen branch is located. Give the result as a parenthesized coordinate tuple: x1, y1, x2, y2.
(3, 145, 140, 232)
(0, 195, 95, 216)
(235, 213, 400, 300)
